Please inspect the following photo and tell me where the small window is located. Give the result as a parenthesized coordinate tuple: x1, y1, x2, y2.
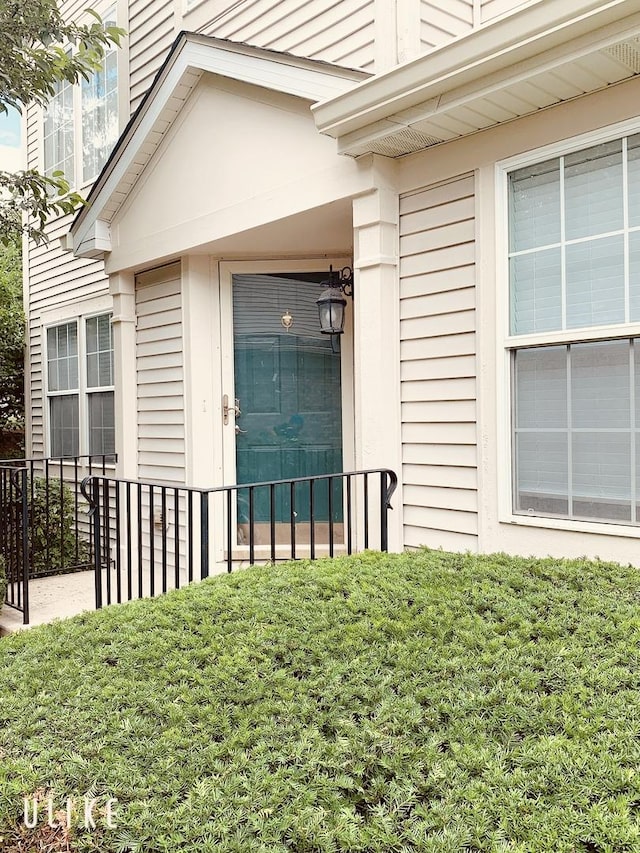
(46, 314, 114, 458)
(47, 322, 79, 456)
(85, 314, 114, 455)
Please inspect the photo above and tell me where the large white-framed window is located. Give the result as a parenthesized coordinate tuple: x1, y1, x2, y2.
(504, 126, 640, 528)
(42, 6, 119, 188)
(46, 313, 115, 458)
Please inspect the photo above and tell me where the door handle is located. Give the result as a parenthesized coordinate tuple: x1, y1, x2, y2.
(235, 424, 247, 435)
(223, 394, 242, 425)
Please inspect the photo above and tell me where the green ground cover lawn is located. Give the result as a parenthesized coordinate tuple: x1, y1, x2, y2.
(1, 549, 640, 852)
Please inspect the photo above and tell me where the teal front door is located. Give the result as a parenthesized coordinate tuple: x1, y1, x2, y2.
(232, 272, 343, 525)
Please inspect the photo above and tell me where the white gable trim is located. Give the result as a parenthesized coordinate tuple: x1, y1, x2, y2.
(70, 34, 367, 259)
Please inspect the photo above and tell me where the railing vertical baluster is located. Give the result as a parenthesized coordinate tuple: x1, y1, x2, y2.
(137, 483, 143, 599)
(249, 487, 255, 565)
(9, 473, 17, 610)
(187, 490, 193, 583)
(290, 481, 296, 561)
(149, 485, 155, 597)
(200, 492, 209, 579)
(102, 478, 111, 606)
(226, 489, 232, 574)
(346, 475, 353, 555)
(74, 457, 79, 563)
(309, 479, 315, 560)
(161, 487, 167, 593)
(126, 483, 132, 601)
(270, 484, 276, 564)
(174, 488, 180, 590)
(328, 476, 334, 558)
(115, 481, 122, 603)
(91, 477, 102, 610)
(380, 470, 389, 552)
(45, 458, 50, 574)
(364, 473, 369, 550)
(8, 472, 13, 598)
(59, 459, 64, 570)
(18, 469, 29, 624)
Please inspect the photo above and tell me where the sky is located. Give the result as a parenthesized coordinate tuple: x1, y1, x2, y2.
(0, 107, 20, 148)
(0, 107, 22, 171)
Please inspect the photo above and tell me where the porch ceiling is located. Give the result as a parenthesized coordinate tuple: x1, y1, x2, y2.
(312, 0, 640, 157)
(186, 199, 353, 259)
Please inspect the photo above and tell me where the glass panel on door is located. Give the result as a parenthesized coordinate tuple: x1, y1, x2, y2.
(232, 272, 343, 541)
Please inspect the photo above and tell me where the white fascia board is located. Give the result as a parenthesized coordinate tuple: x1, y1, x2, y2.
(313, 0, 640, 139)
(71, 34, 367, 258)
(186, 37, 367, 101)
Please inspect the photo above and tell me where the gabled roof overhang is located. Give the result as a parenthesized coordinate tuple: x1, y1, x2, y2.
(69, 33, 368, 258)
(312, 0, 640, 157)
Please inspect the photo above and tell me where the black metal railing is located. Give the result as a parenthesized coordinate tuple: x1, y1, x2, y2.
(0, 467, 29, 623)
(81, 469, 397, 609)
(0, 454, 116, 624)
(0, 454, 116, 577)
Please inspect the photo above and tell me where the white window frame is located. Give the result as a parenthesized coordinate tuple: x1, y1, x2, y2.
(496, 116, 640, 539)
(40, 3, 124, 193)
(44, 311, 115, 459)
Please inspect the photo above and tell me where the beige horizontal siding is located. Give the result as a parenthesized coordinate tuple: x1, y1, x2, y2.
(400, 173, 478, 551)
(136, 263, 185, 485)
(200, 0, 375, 70)
(420, 0, 473, 53)
(481, 0, 530, 24)
(405, 524, 478, 551)
(129, 0, 175, 112)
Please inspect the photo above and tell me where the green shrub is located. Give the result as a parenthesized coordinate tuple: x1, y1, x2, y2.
(1, 475, 88, 579)
(28, 477, 88, 576)
(1, 550, 640, 852)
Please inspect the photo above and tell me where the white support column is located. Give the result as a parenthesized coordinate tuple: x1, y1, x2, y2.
(352, 170, 403, 551)
(182, 255, 218, 489)
(109, 272, 137, 480)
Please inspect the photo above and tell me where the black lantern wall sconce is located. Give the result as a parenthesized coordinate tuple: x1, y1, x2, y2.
(316, 265, 354, 336)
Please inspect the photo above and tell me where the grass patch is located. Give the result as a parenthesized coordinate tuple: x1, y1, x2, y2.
(1, 549, 640, 852)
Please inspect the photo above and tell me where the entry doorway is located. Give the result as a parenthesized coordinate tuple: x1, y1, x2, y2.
(219, 260, 353, 548)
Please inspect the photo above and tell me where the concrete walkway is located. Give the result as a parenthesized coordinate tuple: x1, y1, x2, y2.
(1, 569, 96, 634)
(0, 562, 231, 634)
